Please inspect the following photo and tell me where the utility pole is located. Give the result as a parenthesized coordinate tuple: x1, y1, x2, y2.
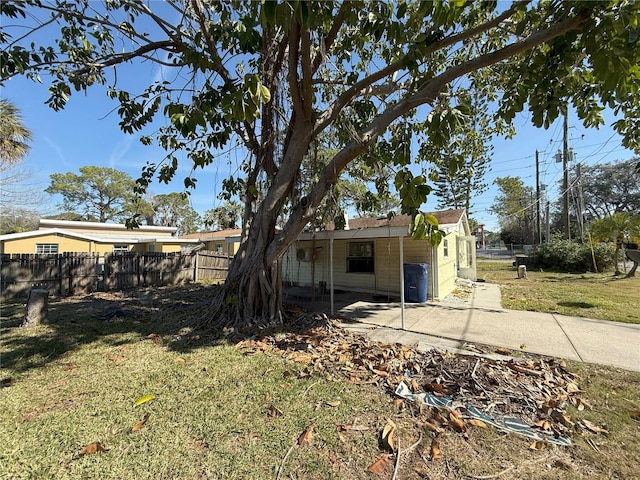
(563, 112, 570, 240)
(576, 162, 585, 240)
(545, 201, 551, 243)
(536, 149, 541, 244)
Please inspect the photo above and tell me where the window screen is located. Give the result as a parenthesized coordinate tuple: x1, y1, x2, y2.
(36, 243, 58, 254)
(346, 241, 374, 273)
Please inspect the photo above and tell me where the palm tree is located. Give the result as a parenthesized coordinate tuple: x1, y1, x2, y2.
(590, 212, 640, 276)
(0, 98, 32, 166)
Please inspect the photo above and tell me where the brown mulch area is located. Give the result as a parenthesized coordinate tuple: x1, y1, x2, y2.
(240, 312, 605, 447)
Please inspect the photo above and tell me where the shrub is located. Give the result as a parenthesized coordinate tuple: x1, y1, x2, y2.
(529, 239, 615, 272)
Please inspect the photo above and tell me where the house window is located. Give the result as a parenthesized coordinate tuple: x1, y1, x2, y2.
(36, 243, 58, 254)
(346, 241, 374, 273)
(214, 243, 223, 254)
(113, 245, 129, 253)
(443, 239, 449, 258)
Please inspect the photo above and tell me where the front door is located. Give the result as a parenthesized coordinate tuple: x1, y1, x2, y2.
(456, 236, 477, 281)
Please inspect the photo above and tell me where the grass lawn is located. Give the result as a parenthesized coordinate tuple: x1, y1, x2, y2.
(477, 260, 640, 324)
(1, 285, 639, 479)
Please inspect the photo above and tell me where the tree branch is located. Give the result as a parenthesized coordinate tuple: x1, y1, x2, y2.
(311, 2, 348, 75)
(288, 22, 305, 117)
(188, 0, 235, 85)
(300, 29, 313, 119)
(68, 40, 177, 78)
(270, 7, 592, 261)
(314, 2, 526, 137)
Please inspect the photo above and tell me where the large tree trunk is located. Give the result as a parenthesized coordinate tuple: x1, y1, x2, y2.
(627, 260, 638, 278)
(199, 215, 287, 333)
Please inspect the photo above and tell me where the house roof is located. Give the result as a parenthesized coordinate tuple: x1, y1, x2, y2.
(172, 209, 469, 245)
(39, 218, 177, 234)
(300, 209, 469, 241)
(343, 209, 466, 230)
(179, 229, 242, 240)
(0, 228, 199, 245)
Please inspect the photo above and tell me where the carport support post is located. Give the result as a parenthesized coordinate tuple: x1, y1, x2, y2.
(329, 235, 334, 315)
(399, 235, 405, 330)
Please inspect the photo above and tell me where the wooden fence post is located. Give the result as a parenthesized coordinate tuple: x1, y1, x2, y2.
(194, 251, 199, 282)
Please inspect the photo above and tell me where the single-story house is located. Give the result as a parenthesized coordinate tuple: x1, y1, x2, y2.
(179, 228, 241, 257)
(282, 209, 476, 302)
(0, 219, 200, 255)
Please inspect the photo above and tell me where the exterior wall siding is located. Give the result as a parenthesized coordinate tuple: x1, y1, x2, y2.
(283, 236, 434, 298)
(2, 235, 93, 254)
(2, 236, 184, 255)
(435, 232, 458, 300)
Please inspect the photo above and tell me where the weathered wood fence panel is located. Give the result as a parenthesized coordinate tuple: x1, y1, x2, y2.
(1, 254, 60, 298)
(2, 251, 206, 299)
(104, 252, 195, 290)
(62, 253, 101, 296)
(195, 251, 229, 282)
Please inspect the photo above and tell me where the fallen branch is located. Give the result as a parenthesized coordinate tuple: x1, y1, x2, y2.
(303, 381, 320, 396)
(467, 465, 515, 479)
(507, 362, 543, 377)
(399, 433, 423, 455)
(471, 359, 480, 378)
(275, 442, 296, 480)
(391, 438, 401, 480)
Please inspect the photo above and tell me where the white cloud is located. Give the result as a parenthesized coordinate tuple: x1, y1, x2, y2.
(108, 136, 134, 168)
(43, 137, 73, 167)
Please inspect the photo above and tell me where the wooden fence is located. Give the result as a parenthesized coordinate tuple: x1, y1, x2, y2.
(195, 250, 230, 282)
(1, 250, 230, 299)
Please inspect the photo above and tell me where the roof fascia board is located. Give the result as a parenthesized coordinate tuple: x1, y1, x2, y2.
(298, 226, 409, 241)
(0, 228, 102, 242)
(39, 219, 177, 234)
(1, 228, 199, 244)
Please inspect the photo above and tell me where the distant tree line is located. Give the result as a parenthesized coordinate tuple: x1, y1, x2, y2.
(491, 157, 640, 246)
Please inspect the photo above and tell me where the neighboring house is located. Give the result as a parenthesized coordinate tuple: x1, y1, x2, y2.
(0, 219, 199, 255)
(179, 228, 242, 257)
(282, 209, 476, 301)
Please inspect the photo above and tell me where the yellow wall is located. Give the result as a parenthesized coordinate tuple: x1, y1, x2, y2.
(1, 235, 184, 255)
(203, 240, 240, 256)
(282, 236, 433, 297)
(435, 232, 458, 301)
(2, 234, 94, 254)
(157, 244, 183, 253)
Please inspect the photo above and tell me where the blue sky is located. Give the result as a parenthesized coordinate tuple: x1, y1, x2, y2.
(4, 71, 238, 219)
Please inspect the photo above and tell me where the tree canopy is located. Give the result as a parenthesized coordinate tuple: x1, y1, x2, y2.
(577, 158, 640, 220)
(203, 200, 243, 231)
(152, 192, 202, 235)
(490, 176, 537, 245)
(3, 0, 639, 326)
(46, 166, 153, 223)
(590, 211, 640, 276)
(0, 97, 45, 219)
(0, 98, 31, 165)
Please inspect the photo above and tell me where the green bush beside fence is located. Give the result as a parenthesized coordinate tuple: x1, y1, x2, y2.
(528, 239, 615, 273)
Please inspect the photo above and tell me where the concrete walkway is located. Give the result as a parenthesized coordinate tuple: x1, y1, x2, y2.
(322, 282, 640, 372)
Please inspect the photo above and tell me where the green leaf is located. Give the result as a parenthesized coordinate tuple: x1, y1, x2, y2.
(134, 394, 156, 407)
(258, 84, 271, 103)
